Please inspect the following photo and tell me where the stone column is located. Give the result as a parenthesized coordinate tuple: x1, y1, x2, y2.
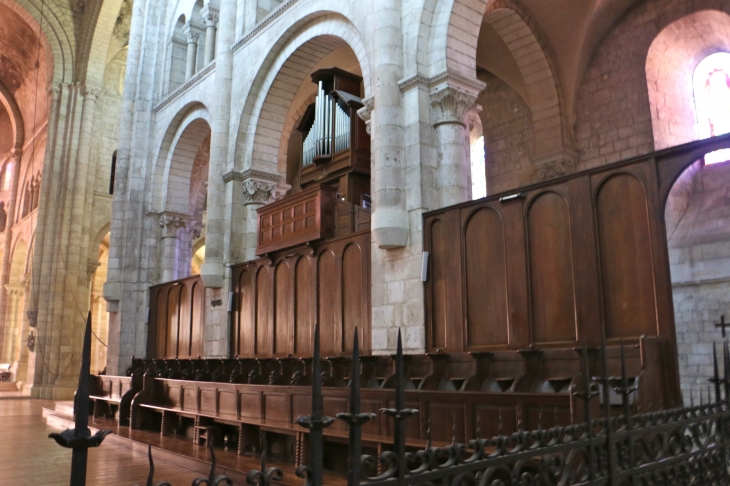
(14, 276, 30, 383)
(159, 213, 189, 282)
(366, 0, 409, 249)
(184, 26, 199, 79)
(0, 148, 22, 362)
(2, 284, 24, 364)
(201, 5, 219, 66)
(242, 176, 278, 258)
(429, 82, 481, 207)
(200, 0, 236, 289)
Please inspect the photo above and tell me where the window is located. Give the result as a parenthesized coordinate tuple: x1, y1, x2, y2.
(3, 162, 11, 191)
(470, 135, 486, 200)
(693, 52, 730, 164)
(110, 151, 117, 194)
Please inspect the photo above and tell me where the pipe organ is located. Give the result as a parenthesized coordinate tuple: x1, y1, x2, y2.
(256, 68, 371, 256)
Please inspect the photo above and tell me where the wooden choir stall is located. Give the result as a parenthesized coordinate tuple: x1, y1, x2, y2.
(92, 66, 717, 473)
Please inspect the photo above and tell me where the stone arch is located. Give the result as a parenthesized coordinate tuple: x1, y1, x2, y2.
(0, 81, 24, 151)
(481, 3, 572, 164)
(426, 0, 487, 78)
(233, 13, 371, 175)
(646, 10, 730, 150)
(0, 0, 69, 84)
(155, 103, 212, 214)
(84, 0, 125, 87)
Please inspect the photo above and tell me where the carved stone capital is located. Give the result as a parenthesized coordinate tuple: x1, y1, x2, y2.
(184, 28, 200, 44)
(242, 180, 277, 205)
(47, 84, 61, 101)
(5, 283, 25, 297)
(357, 96, 373, 135)
(10, 148, 22, 161)
(430, 85, 480, 128)
(531, 150, 578, 182)
(158, 212, 190, 238)
(201, 5, 219, 27)
(83, 85, 103, 101)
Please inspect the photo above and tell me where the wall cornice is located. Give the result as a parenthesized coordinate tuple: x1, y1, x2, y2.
(154, 61, 216, 113)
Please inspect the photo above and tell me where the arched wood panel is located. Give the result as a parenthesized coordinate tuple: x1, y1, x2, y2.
(463, 208, 509, 348)
(596, 173, 657, 339)
(165, 286, 180, 357)
(318, 250, 337, 355)
(295, 257, 314, 355)
(256, 267, 273, 355)
(177, 284, 191, 357)
(190, 281, 203, 358)
(275, 262, 293, 355)
(342, 243, 364, 353)
(527, 192, 576, 344)
(237, 270, 255, 356)
(430, 219, 448, 350)
(153, 288, 167, 358)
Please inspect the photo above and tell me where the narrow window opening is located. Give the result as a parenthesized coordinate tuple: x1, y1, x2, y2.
(693, 52, 730, 164)
(110, 151, 117, 194)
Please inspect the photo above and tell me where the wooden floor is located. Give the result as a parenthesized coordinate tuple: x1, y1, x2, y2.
(0, 399, 345, 485)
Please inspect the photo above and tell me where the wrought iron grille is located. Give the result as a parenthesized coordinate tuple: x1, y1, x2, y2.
(52, 314, 730, 486)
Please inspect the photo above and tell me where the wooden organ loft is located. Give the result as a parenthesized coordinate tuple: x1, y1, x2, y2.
(256, 68, 371, 255)
(132, 72, 730, 466)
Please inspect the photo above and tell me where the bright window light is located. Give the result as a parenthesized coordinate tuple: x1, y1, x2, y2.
(3, 163, 12, 191)
(471, 136, 487, 200)
(693, 52, 730, 165)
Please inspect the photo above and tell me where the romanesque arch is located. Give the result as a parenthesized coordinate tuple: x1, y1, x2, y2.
(233, 13, 371, 176)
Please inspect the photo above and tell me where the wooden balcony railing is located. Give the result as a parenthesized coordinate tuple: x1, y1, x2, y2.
(256, 184, 337, 255)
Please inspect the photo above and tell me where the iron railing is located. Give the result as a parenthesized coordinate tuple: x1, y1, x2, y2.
(52, 315, 730, 486)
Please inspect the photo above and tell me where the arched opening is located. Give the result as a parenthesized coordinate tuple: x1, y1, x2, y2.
(157, 108, 210, 282)
(89, 232, 110, 374)
(646, 11, 730, 402)
(191, 240, 205, 275)
(167, 15, 188, 92)
(469, 115, 486, 199)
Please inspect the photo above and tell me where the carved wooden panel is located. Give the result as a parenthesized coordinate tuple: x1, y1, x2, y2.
(463, 207, 509, 348)
(526, 191, 576, 344)
(231, 231, 371, 358)
(596, 173, 657, 339)
(256, 184, 337, 255)
(148, 275, 205, 359)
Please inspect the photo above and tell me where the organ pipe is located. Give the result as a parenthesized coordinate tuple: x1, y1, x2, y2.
(301, 83, 352, 167)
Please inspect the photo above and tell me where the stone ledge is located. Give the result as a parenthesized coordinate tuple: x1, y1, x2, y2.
(154, 61, 216, 113)
(231, 0, 299, 52)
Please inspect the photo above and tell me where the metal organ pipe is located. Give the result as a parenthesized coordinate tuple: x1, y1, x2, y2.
(303, 81, 358, 166)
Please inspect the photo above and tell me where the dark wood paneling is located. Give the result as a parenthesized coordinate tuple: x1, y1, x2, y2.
(231, 231, 371, 358)
(148, 275, 205, 359)
(318, 250, 337, 355)
(430, 219, 448, 350)
(256, 267, 273, 355)
(237, 270, 255, 357)
(275, 262, 293, 355)
(526, 191, 576, 344)
(463, 207, 509, 348)
(295, 257, 314, 356)
(342, 243, 363, 353)
(596, 173, 657, 339)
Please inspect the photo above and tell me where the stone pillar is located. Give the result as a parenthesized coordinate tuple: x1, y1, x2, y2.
(242, 176, 278, 258)
(159, 213, 189, 282)
(200, 0, 236, 289)
(0, 148, 22, 362)
(14, 276, 30, 383)
(184, 27, 199, 79)
(429, 83, 481, 207)
(366, 0, 409, 249)
(2, 284, 24, 365)
(201, 5, 219, 66)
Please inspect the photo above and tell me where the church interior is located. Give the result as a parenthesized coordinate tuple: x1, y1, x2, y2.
(2, 0, 730, 481)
